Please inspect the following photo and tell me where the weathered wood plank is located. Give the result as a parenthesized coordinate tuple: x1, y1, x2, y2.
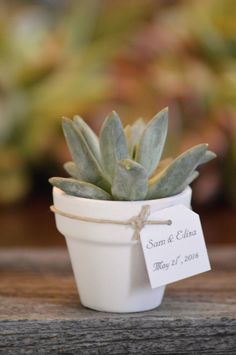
(0, 247, 235, 354)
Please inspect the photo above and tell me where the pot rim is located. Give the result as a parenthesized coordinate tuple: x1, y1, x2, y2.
(52, 185, 192, 207)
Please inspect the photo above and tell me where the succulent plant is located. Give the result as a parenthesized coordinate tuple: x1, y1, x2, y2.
(49, 108, 216, 201)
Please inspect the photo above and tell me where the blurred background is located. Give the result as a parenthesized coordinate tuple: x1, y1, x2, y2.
(0, 0, 235, 247)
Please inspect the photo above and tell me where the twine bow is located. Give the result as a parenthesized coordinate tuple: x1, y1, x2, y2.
(50, 205, 171, 241)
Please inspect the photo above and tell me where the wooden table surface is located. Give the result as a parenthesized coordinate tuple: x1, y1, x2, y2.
(0, 247, 235, 354)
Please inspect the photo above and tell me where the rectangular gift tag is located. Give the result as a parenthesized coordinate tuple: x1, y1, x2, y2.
(140, 205, 211, 288)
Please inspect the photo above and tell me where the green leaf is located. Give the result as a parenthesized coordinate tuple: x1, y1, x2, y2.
(147, 144, 208, 199)
(135, 107, 168, 177)
(62, 117, 110, 191)
(151, 157, 173, 177)
(111, 159, 148, 201)
(168, 150, 216, 196)
(63, 161, 82, 179)
(124, 118, 145, 158)
(49, 177, 112, 200)
(99, 111, 129, 182)
(200, 150, 217, 164)
(171, 171, 199, 195)
(124, 125, 133, 156)
(73, 116, 101, 163)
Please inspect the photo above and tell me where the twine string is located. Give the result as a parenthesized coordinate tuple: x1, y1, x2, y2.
(50, 205, 172, 240)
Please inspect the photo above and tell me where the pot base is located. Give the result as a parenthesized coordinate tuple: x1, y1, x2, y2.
(80, 288, 165, 313)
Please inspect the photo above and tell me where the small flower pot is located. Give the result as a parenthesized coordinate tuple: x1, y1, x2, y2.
(52, 186, 192, 313)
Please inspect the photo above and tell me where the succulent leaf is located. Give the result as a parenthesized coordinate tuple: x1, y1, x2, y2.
(146, 144, 208, 199)
(131, 118, 146, 137)
(135, 107, 168, 177)
(185, 170, 199, 185)
(151, 157, 173, 177)
(99, 111, 129, 182)
(111, 159, 148, 201)
(124, 125, 133, 156)
(171, 170, 199, 195)
(62, 117, 110, 191)
(49, 177, 112, 200)
(73, 115, 101, 163)
(63, 161, 82, 179)
(200, 150, 216, 164)
(125, 118, 145, 158)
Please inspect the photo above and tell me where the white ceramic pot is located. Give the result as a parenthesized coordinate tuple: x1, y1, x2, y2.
(52, 186, 192, 313)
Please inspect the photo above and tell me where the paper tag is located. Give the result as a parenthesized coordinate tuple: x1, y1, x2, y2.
(140, 205, 211, 288)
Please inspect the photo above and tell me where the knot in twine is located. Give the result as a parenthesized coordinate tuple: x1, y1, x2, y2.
(50, 204, 171, 241)
(128, 205, 151, 240)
